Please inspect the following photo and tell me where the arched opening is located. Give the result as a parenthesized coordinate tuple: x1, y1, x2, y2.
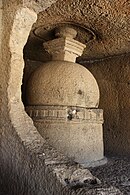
(7, 7, 41, 143)
(3, 4, 99, 195)
(1, 1, 130, 194)
(5, 5, 103, 193)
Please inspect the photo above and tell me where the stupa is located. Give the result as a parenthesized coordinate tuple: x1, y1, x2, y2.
(26, 26, 106, 167)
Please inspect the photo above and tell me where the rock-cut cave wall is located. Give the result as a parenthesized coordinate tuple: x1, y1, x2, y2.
(22, 0, 130, 158)
(0, 0, 130, 194)
(0, 1, 78, 194)
(82, 54, 130, 157)
(0, 0, 114, 194)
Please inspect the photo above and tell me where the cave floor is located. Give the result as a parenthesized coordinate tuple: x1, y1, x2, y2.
(88, 157, 130, 195)
(0, 157, 130, 195)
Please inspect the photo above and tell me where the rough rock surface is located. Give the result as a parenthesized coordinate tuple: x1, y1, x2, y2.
(0, 0, 108, 194)
(23, 0, 57, 13)
(3, 156, 130, 195)
(90, 157, 130, 195)
(52, 164, 101, 187)
(26, 61, 99, 108)
(79, 53, 130, 157)
(23, 53, 130, 158)
(1, 0, 130, 194)
(24, 0, 130, 61)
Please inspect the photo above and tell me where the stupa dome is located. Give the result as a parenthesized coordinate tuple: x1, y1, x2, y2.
(26, 60, 99, 108)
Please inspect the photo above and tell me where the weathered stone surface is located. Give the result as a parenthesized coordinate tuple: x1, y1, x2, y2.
(79, 53, 130, 157)
(23, 0, 57, 13)
(33, 119, 104, 165)
(26, 26, 99, 109)
(26, 105, 103, 123)
(0, 0, 106, 194)
(43, 26, 86, 62)
(0, 0, 130, 194)
(26, 61, 99, 108)
(0, 1, 81, 195)
(26, 105, 104, 165)
(24, 0, 130, 61)
(25, 26, 105, 166)
(89, 157, 130, 195)
(52, 164, 101, 187)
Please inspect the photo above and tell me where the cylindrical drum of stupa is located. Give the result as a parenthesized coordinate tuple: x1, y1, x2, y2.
(26, 26, 106, 167)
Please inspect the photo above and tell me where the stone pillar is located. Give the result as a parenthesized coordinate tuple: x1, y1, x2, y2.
(26, 26, 106, 167)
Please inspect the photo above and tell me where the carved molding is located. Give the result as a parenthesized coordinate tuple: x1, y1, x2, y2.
(26, 105, 103, 124)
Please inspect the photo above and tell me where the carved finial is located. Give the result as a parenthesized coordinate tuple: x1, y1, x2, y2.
(43, 26, 86, 62)
(55, 27, 77, 39)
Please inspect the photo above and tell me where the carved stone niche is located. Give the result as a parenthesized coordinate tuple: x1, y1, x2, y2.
(26, 26, 107, 167)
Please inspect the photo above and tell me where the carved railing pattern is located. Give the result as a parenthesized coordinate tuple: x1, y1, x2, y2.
(26, 106, 103, 124)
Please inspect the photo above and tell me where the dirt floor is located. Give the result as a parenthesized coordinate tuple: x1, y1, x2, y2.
(0, 157, 130, 195)
(89, 157, 130, 195)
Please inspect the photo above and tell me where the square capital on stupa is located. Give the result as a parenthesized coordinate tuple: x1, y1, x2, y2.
(43, 27, 86, 62)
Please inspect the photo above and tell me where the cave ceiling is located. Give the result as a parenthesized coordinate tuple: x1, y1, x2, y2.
(24, 0, 130, 61)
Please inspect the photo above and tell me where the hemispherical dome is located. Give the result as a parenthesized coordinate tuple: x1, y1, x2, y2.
(26, 61, 99, 108)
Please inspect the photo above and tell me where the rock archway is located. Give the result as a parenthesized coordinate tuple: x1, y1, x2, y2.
(0, 2, 106, 195)
(1, 0, 130, 194)
(8, 7, 38, 143)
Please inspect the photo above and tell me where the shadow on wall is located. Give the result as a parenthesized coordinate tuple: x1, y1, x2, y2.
(81, 54, 130, 157)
